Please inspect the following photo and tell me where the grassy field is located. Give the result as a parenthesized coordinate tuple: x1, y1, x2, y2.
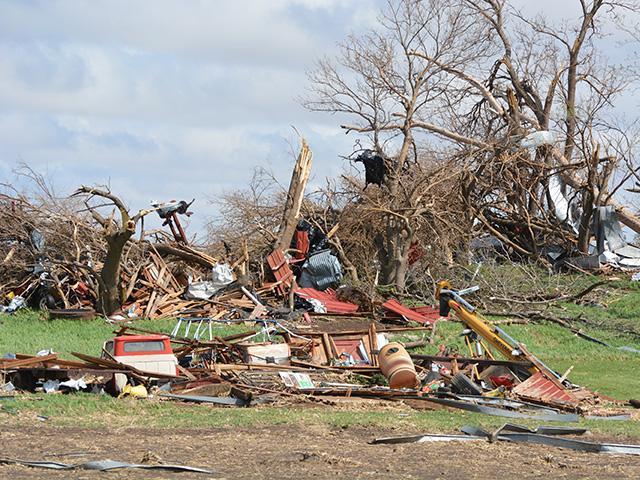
(1, 275, 639, 438)
(0, 312, 250, 358)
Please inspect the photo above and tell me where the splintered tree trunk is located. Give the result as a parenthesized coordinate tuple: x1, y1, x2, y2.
(393, 237, 411, 292)
(577, 202, 594, 254)
(275, 139, 313, 252)
(616, 206, 640, 234)
(98, 233, 133, 315)
(377, 216, 413, 292)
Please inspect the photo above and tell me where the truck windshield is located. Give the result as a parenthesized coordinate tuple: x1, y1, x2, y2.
(122, 341, 165, 353)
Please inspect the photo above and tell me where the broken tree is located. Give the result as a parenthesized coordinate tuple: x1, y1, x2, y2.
(304, 0, 640, 283)
(274, 138, 313, 252)
(74, 186, 154, 315)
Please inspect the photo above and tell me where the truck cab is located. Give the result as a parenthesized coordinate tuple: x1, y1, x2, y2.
(102, 334, 179, 377)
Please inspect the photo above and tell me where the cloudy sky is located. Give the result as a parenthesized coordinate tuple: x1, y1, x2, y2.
(0, 0, 382, 236)
(0, 0, 636, 238)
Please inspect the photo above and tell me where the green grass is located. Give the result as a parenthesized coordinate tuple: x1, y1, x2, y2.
(0, 311, 252, 359)
(553, 287, 640, 338)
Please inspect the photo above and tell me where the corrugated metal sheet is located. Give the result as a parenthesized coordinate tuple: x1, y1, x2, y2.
(382, 298, 433, 324)
(412, 305, 443, 322)
(266, 250, 294, 296)
(294, 287, 359, 314)
(512, 372, 579, 408)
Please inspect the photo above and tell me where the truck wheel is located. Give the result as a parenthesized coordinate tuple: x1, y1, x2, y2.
(38, 294, 56, 311)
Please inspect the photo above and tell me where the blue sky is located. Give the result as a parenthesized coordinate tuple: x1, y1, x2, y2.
(0, 0, 637, 238)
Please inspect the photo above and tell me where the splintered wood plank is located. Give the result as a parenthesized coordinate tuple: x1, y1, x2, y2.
(369, 322, 378, 367)
(150, 251, 182, 292)
(147, 264, 160, 282)
(124, 266, 142, 301)
(0, 353, 58, 369)
(144, 290, 158, 318)
(149, 294, 169, 319)
(149, 264, 180, 317)
(228, 299, 254, 308)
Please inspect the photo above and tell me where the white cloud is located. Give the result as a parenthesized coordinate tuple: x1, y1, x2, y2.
(0, 1, 374, 67)
(0, 0, 383, 238)
(1, 0, 634, 239)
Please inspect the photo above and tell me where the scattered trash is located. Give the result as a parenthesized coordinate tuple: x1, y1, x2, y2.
(59, 378, 87, 391)
(298, 250, 343, 290)
(374, 422, 640, 455)
(520, 130, 558, 148)
(461, 424, 640, 455)
(186, 263, 234, 299)
(159, 392, 248, 406)
(0, 296, 25, 314)
(379, 342, 419, 389)
(118, 384, 148, 399)
(279, 372, 314, 389)
(0, 281, 621, 420)
(1, 382, 15, 392)
(0, 457, 214, 473)
(239, 342, 290, 365)
(0, 141, 636, 432)
(354, 150, 387, 188)
(42, 379, 60, 393)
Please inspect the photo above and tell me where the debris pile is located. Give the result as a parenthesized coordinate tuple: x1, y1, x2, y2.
(3, 135, 640, 322)
(2, 282, 630, 423)
(0, 142, 637, 428)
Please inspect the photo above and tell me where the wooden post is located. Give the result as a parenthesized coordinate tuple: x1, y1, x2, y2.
(369, 321, 378, 367)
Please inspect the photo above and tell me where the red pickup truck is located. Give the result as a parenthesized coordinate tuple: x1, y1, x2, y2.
(102, 334, 179, 392)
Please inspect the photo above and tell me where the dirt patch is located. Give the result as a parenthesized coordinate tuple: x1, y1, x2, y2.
(1, 423, 639, 479)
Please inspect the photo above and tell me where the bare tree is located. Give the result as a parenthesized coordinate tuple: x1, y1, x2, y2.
(74, 186, 153, 315)
(305, 0, 640, 286)
(304, 0, 489, 290)
(207, 168, 284, 262)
